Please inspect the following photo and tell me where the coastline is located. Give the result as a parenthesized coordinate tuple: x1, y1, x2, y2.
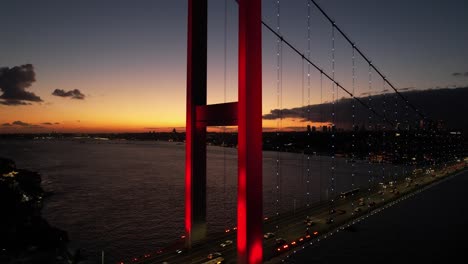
(0, 157, 81, 264)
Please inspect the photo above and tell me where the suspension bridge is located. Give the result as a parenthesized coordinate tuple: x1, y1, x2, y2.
(118, 0, 466, 263)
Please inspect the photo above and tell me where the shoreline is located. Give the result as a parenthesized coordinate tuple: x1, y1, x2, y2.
(0, 157, 82, 264)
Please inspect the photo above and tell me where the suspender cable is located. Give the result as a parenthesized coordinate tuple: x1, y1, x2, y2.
(381, 78, 387, 186)
(222, 0, 228, 228)
(306, 0, 312, 209)
(393, 82, 401, 181)
(330, 24, 336, 216)
(319, 72, 324, 203)
(351, 46, 356, 211)
(367, 63, 374, 196)
(275, 0, 282, 232)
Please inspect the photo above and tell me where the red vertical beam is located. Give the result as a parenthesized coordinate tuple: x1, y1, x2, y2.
(238, 0, 263, 263)
(186, 0, 207, 248)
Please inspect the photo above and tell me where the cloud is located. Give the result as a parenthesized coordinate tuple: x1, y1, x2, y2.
(0, 64, 43, 105)
(262, 87, 468, 132)
(0, 121, 45, 129)
(398, 87, 415, 91)
(52, 89, 85, 100)
(263, 108, 308, 120)
(55, 122, 60, 125)
(12, 120, 31, 126)
(0, 100, 31, 105)
(42, 122, 54, 125)
(452, 72, 468, 77)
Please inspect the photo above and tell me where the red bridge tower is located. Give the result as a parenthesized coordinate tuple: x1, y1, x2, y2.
(186, 0, 263, 263)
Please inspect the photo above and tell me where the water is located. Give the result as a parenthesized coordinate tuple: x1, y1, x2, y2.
(0, 139, 406, 263)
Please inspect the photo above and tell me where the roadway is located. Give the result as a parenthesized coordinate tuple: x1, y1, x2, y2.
(124, 161, 466, 264)
(285, 165, 468, 263)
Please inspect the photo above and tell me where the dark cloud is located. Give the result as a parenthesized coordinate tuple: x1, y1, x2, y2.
(452, 72, 468, 77)
(52, 89, 85, 100)
(55, 122, 60, 125)
(0, 100, 31, 105)
(42, 122, 54, 125)
(11, 121, 43, 129)
(263, 87, 468, 131)
(360, 92, 373, 96)
(12, 120, 31, 126)
(398, 87, 415, 91)
(0, 64, 43, 105)
(263, 108, 308, 120)
(2, 123, 12, 127)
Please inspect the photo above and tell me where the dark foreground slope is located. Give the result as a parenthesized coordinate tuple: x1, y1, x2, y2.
(0, 157, 79, 264)
(286, 169, 468, 264)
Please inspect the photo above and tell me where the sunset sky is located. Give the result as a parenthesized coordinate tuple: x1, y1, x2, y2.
(1, 0, 467, 133)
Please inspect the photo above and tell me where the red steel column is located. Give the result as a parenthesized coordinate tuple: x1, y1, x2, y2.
(237, 0, 263, 263)
(186, 0, 207, 248)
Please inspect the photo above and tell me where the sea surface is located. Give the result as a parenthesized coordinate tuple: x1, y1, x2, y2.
(0, 139, 407, 263)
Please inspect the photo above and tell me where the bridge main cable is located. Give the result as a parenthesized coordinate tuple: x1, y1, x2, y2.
(308, 0, 426, 120)
(232, 0, 424, 122)
(261, 21, 395, 127)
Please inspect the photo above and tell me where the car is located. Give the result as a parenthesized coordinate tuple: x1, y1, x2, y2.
(202, 257, 225, 264)
(306, 220, 316, 226)
(276, 243, 289, 253)
(329, 208, 336, 214)
(368, 201, 376, 207)
(275, 238, 287, 246)
(326, 217, 334, 224)
(275, 239, 290, 253)
(220, 240, 233, 247)
(175, 249, 184, 254)
(337, 209, 346, 215)
(264, 232, 275, 239)
(354, 207, 362, 213)
(207, 252, 222, 260)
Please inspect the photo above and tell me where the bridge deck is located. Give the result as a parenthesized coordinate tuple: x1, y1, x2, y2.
(286, 167, 468, 263)
(126, 162, 466, 264)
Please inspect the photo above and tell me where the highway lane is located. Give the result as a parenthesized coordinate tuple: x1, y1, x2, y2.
(127, 162, 465, 264)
